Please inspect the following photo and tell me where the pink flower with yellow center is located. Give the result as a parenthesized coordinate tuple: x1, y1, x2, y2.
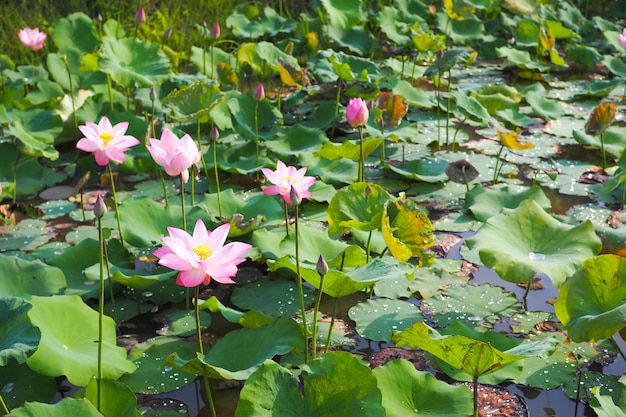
(261, 160, 316, 205)
(346, 97, 369, 128)
(147, 128, 201, 183)
(153, 220, 252, 287)
(76, 116, 140, 166)
(18, 27, 47, 51)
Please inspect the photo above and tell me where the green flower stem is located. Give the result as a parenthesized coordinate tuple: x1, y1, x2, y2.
(366, 230, 372, 263)
(311, 272, 326, 359)
(180, 175, 187, 232)
(213, 137, 223, 219)
(378, 119, 386, 165)
(12, 152, 19, 204)
(283, 200, 290, 237)
(611, 335, 626, 362)
(196, 120, 210, 182)
(195, 286, 217, 417)
(330, 82, 342, 140)
(150, 96, 156, 146)
(324, 297, 338, 354)
(107, 163, 125, 247)
(358, 125, 365, 183)
(190, 168, 195, 208)
(0, 393, 9, 414)
(159, 170, 169, 208)
(446, 70, 452, 146)
(210, 39, 215, 79)
(472, 376, 479, 417)
(522, 280, 532, 311)
(97, 213, 105, 412)
(254, 102, 260, 181)
(492, 145, 504, 184)
(294, 204, 309, 363)
(61, 55, 77, 129)
(600, 132, 607, 174)
(106, 74, 114, 112)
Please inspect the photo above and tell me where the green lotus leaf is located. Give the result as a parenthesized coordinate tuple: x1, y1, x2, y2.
(495, 46, 549, 71)
(121, 336, 197, 394)
(526, 90, 565, 119)
(26, 295, 136, 386)
(373, 359, 473, 417)
(162, 81, 221, 122)
(26, 80, 64, 106)
(320, 0, 366, 29)
(451, 90, 490, 122)
(228, 91, 283, 141)
(386, 159, 449, 182)
(198, 189, 283, 225)
(198, 296, 246, 324)
(349, 298, 424, 342)
(382, 194, 435, 263)
(603, 56, 626, 78)
(232, 278, 315, 317)
(327, 25, 377, 55)
(5, 108, 62, 160)
(0, 297, 40, 366)
(165, 317, 303, 380)
(423, 283, 522, 330)
(466, 199, 602, 287)
(320, 50, 381, 82)
(424, 50, 466, 77)
(265, 124, 328, 157)
(573, 126, 626, 159)
(99, 37, 171, 89)
(555, 254, 626, 343)
(75, 378, 137, 417)
(256, 41, 300, 72)
(327, 182, 392, 238)
(0, 360, 57, 410)
(189, 45, 237, 78)
(6, 398, 103, 417)
(0, 219, 52, 252)
(52, 12, 99, 54)
(441, 14, 484, 43)
(385, 78, 432, 108)
(465, 184, 551, 222)
(567, 45, 602, 70)
(392, 321, 525, 377)
(591, 384, 626, 417)
(227, 6, 296, 39)
(313, 138, 383, 162)
(154, 308, 211, 337)
(236, 351, 385, 417)
(0, 254, 65, 298)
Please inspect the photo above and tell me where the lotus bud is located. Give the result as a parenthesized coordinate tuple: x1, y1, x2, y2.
(284, 41, 294, 55)
(345, 98, 369, 128)
(163, 28, 173, 40)
(619, 28, 626, 50)
(253, 83, 265, 101)
(134, 7, 146, 25)
(149, 86, 157, 102)
(94, 195, 107, 219)
(211, 22, 221, 39)
(289, 185, 302, 206)
(210, 126, 220, 141)
(316, 255, 328, 276)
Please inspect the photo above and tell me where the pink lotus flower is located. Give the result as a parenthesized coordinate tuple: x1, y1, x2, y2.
(153, 220, 252, 287)
(147, 128, 201, 183)
(262, 160, 315, 205)
(18, 27, 46, 51)
(211, 22, 221, 39)
(76, 116, 140, 166)
(619, 29, 626, 50)
(254, 83, 265, 101)
(134, 7, 146, 25)
(346, 97, 369, 128)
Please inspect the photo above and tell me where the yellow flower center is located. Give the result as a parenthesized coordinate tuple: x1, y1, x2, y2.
(193, 245, 213, 261)
(99, 132, 114, 146)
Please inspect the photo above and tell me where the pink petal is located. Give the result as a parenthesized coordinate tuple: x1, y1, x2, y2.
(76, 137, 98, 152)
(94, 150, 110, 166)
(176, 269, 207, 287)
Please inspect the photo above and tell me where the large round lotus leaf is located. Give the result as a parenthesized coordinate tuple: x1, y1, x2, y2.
(349, 298, 423, 342)
(373, 359, 473, 417)
(466, 199, 602, 287)
(236, 351, 385, 417)
(6, 398, 103, 417)
(0, 219, 51, 251)
(0, 254, 65, 298)
(121, 336, 197, 394)
(327, 182, 392, 238)
(555, 254, 626, 343)
(0, 360, 57, 410)
(99, 37, 171, 89)
(465, 184, 551, 222)
(162, 81, 221, 121)
(74, 377, 137, 417)
(51, 12, 99, 54)
(6, 108, 62, 160)
(232, 279, 315, 317)
(117, 197, 186, 248)
(382, 194, 435, 263)
(392, 321, 525, 378)
(228, 91, 283, 141)
(0, 297, 40, 366)
(165, 317, 303, 380)
(26, 295, 136, 386)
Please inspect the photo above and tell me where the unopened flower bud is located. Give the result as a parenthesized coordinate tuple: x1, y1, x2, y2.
(164, 28, 173, 40)
(289, 185, 302, 206)
(211, 22, 221, 39)
(316, 255, 328, 276)
(134, 7, 146, 25)
(253, 83, 265, 101)
(149, 86, 157, 101)
(210, 126, 220, 141)
(94, 195, 107, 219)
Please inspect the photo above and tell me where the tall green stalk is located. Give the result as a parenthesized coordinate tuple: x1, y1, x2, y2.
(358, 125, 365, 182)
(96, 197, 106, 413)
(61, 55, 77, 129)
(293, 200, 309, 362)
(180, 175, 187, 232)
(211, 128, 223, 219)
(194, 286, 217, 417)
(107, 163, 125, 247)
(0, 394, 9, 415)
